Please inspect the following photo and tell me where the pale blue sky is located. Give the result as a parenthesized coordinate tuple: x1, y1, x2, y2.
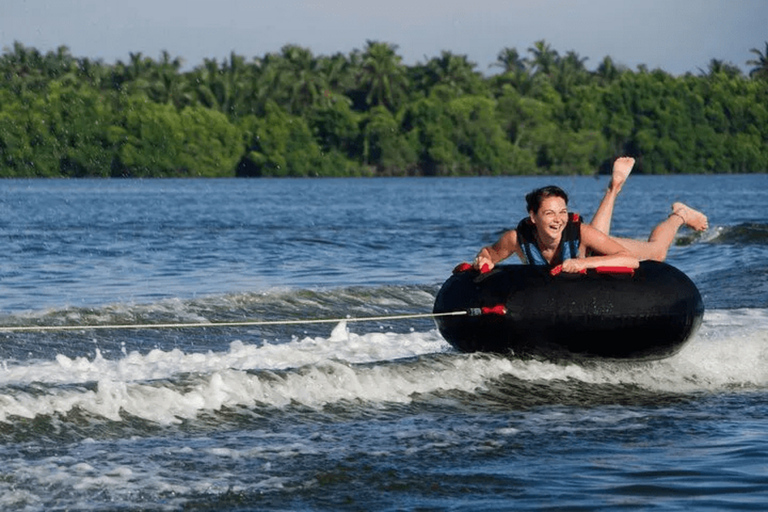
(2, 0, 766, 75)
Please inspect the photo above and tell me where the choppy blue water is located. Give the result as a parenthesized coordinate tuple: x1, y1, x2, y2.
(0, 175, 766, 511)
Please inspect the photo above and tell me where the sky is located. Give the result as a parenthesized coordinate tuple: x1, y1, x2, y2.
(1, 0, 767, 76)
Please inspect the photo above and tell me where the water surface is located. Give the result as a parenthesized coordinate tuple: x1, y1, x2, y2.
(0, 175, 766, 510)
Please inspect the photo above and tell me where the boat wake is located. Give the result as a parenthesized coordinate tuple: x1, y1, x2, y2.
(0, 306, 766, 427)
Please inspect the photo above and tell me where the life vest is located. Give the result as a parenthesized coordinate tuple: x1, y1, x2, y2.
(517, 213, 581, 266)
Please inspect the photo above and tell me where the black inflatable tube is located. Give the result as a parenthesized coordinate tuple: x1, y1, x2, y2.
(433, 261, 704, 360)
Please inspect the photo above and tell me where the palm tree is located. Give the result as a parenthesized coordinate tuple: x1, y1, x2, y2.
(192, 55, 251, 116)
(110, 52, 154, 95)
(148, 50, 190, 107)
(2, 41, 41, 77)
(1, 42, 44, 93)
(747, 42, 768, 80)
(419, 51, 483, 96)
(249, 45, 326, 115)
(488, 47, 534, 96)
(357, 40, 408, 111)
(275, 44, 326, 114)
(493, 47, 527, 74)
(594, 56, 626, 84)
(552, 50, 589, 95)
(221, 51, 259, 117)
(248, 54, 281, 115)
(44, 45, 77, 81)
(317, 52, 355, 99)
(699, 59, 743, 78)
(527, 40, 559, 76)
(1, 42, 83, 93)
(76, 57, 110, 90)
(191, 58, 224, 110)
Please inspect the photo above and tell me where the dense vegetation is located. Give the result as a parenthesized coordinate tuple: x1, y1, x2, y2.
(1, 40, 767, 177)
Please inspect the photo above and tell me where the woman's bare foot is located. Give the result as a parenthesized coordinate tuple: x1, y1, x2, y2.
(609, 157, 634, 193)
(672, 202, 708, 231)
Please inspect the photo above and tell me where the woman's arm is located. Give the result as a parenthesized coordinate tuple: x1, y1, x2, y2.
(474, 229, 521, 271)
(560, 224, 639, 273)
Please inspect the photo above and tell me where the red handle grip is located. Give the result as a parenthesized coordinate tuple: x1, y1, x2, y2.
(453, 262, 492, 274)
(550, 265, 586, 276)
(595, 266, 635, 275)
(551, 265, 634, 276)
(481, 304, 507, 315)
(453, 262, 473, 274)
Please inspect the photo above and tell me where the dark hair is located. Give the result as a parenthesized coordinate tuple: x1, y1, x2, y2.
(525, 186, 568, 213)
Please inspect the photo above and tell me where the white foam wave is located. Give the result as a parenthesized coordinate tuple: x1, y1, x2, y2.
(508, 308, 768, 393)
(0, 310, 766, 424)
(0, 321, 449, 386)
(495, 309, 768, 393)
(0, 352, 520, 425)
(644, 309, 768, 391)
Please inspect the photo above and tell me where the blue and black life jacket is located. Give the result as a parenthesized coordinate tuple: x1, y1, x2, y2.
(516, 213, 581, 266)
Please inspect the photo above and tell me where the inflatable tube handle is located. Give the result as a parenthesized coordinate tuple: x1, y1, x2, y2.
(482, 304, 507, 315)
(550, 265, 586, 276)
(550, 265, 635, 277)
(452, 262, 492, 274)
(453, 262, 473, 274)
(595, 266, 635, 276)
(467, 304, 507, 316)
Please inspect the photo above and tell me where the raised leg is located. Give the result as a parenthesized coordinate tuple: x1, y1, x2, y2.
(671, 202, 708, 231)
(590, 157, 634, 235)
(611, 202, 708, 262)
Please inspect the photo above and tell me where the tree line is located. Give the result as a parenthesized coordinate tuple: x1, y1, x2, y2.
(1, 40, 767, 177)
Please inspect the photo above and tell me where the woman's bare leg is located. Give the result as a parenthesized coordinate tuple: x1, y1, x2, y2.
(610, 202, 708, 262)
(590, 157, 635, 235)
(671, 202, 708, 231)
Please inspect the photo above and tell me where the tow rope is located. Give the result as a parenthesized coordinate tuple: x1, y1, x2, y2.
(0, 306, 507, 333)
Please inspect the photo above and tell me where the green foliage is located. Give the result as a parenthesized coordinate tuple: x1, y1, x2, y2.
(237, 102, 365, 177)
(361, 106, 418, 175)
(308, 96, 360, 157)
(0, 40, 766, 177)
(109, 97, 242, 176)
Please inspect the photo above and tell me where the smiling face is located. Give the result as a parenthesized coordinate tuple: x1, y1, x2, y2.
(530, 196, 569, 242)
